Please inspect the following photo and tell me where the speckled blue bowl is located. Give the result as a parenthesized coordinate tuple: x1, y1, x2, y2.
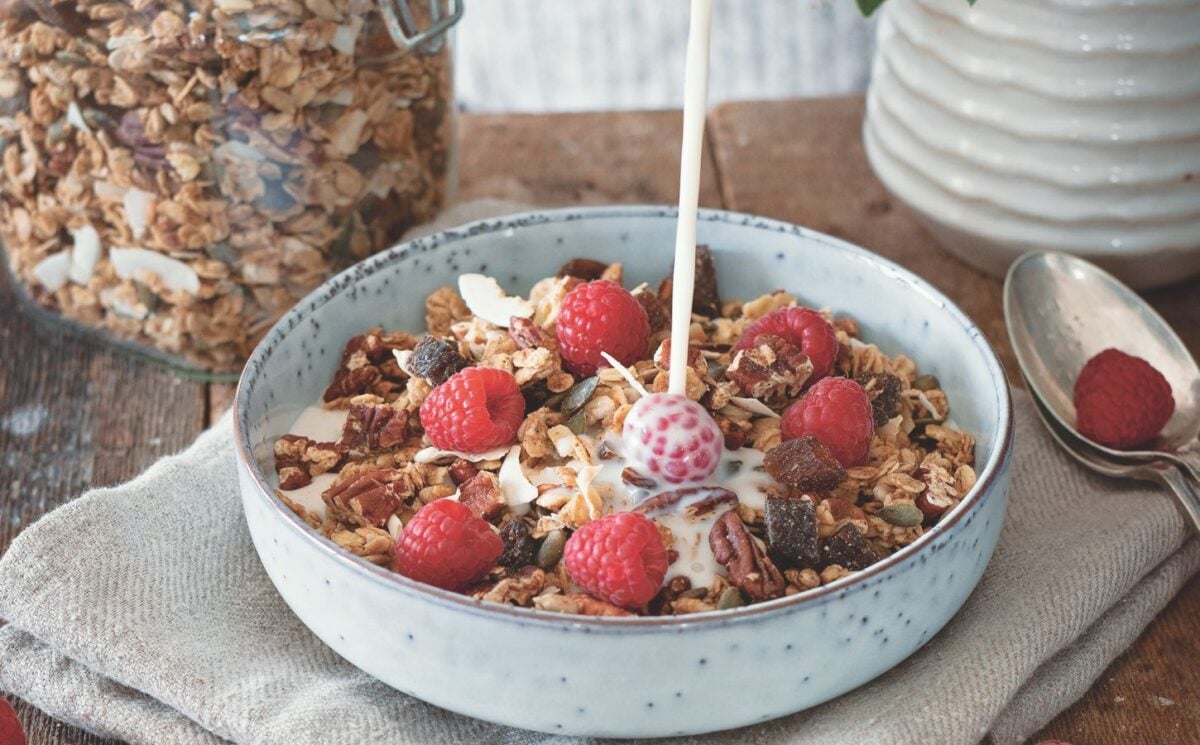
(234, 206, 1014, 738)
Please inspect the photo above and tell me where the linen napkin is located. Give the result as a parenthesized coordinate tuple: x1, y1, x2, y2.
(0, 389, 1195, 745)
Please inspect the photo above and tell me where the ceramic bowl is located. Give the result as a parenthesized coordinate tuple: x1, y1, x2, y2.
(864, 0, 1200, 290)
(234, 206, 1014, 738)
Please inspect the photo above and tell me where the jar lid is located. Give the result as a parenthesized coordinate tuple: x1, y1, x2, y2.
(382, 0, 463, 54)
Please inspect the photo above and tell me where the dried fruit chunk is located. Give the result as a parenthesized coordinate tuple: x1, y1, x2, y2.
(632, 285, 670, 332)
(557, 258, 610, 281)
(765, 496, 820, 568)
(819, 524, 878, 571)
(497, 520, 539, 569)
(324, 468, 414, 528)
(856, 372, 903, 427)
(408, 335, 467, 385)
(458, 471, 506, 522)
(338, 404, 409, 454)
(708, 510, 785, 601)
(763, 435, 846, 491)
(690, 245, 721, 317)
(448, 459, 480, 486)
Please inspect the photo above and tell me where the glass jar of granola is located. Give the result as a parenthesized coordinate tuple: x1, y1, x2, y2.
(0, 0, 459, 376)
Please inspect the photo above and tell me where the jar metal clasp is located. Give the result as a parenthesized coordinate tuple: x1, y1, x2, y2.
(380, 0, 464, 54)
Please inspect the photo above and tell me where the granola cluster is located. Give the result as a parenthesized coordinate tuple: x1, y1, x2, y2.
(0, 0, 452, 371)
(273, 252, 978, 617)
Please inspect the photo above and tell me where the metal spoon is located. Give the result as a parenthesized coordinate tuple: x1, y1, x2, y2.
(1028, 390, 1200, 530)
(1004, 251, 1200, 484)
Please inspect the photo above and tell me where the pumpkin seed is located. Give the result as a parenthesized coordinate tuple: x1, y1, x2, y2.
(876, 502, 924, 527)
(717, 586, 745, 610)
(567, 408, 588, 435)
(561, 375, 598, 414)
(536, 529, 567, 569)
(912, 374, 941, 392)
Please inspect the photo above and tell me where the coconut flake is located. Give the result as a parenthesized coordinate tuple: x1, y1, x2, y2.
(93, 181, 128, 201)
(915, 391, 941, 420)
(66, 102, 91, 134)
(599, 351, 649, 398)
(213, 139, 266, 162)
(576, 463, 603, 496)
(31, 251, 69, 292)
(99, 286, 148, 319)
(386, 514, 403, 541)
(457, 274, 533, 328)
(68, 225, 101, 285)
(122, 187, 154, 239)
(414, 444, 511, 464)
(109, 247, 200, 294)
(877, 414, 903, 442)
(331, 17, 363, 56)
(729, 396, 779, 418)
(498, 445, 538, 515)
(392, 349, 415, 376)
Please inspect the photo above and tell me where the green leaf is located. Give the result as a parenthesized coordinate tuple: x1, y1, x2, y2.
(856, 0, 889, 16)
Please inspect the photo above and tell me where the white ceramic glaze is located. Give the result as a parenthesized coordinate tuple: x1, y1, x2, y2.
(864, 0, 1200, 289)
(234, 207, 1014, 737)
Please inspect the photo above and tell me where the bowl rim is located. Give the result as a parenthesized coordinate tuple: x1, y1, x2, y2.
(234, 205, 1015, 630)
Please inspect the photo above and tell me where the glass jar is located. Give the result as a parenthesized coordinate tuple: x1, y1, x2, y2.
(0, 0, 459, 377)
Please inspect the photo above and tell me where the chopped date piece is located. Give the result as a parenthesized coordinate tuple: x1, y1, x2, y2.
(763, 435, 846, 491)
(497, 520, 539, 570)
(708, 510, 785, 601)
(820, 524, 879, 571)
(408, 335, 467, 386)
(726, 334, 813, 402)
(458, 471, 506, 522)
(324, 468, 413, 528)
(765, 496, 820, 568)
(557, 258, 610, 281)
(633, 285, 670, 332)
(338, 404, 409, 453)
(690, 245, 722, 317)
(856, 372, 903, 427)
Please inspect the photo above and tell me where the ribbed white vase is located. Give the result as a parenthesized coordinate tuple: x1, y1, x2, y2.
(864, 0, 1200, 289)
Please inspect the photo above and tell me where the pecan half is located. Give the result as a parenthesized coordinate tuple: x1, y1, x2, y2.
(708, 510, 785, 601)
(458, 471, 506, 521)
(274, 434, 344, 483)
(323, 366, 381, 403)
(508, 316, 546, 350)
(763, 435, 846, 491)
(338, 404, 408, 453)
(621, 467, 658, 490)
(323, 468, 413, 528)
(726, 334, 813, 403)
(653, 338, 707, 377)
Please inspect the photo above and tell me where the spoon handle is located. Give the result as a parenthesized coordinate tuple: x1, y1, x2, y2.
(1174, 444, 1200, 487)
(1157, 465, 1200, 533)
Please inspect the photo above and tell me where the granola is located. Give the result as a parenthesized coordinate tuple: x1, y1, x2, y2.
(272, 258, 978, 617)
(0, 1, 453, 372)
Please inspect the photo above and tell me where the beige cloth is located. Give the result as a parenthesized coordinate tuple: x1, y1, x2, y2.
(0, 390, 1195, 745)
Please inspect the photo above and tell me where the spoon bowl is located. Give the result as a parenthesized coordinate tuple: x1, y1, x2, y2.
(1004, 252, 1200, 474)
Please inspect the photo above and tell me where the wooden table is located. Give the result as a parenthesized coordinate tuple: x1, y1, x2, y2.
(1, 96, 1196, 744)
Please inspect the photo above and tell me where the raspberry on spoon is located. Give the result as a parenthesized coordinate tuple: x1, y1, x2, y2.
(1074, 348, 1174, 449)
(419, 367, 525, 453)
(622, 392, 724, 484)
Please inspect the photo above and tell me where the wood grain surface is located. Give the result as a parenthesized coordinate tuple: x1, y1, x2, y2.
(0, 97, 1196, 744)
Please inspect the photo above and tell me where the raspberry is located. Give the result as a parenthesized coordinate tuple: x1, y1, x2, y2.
(781, 377, 874, 467)
(0, 697, 25, 745)
(621, 393, 724, 484)
(555, 279, 650, 376)
(1074, 348, 1174, 449)
(734, 307, 839, 382)
(419, 367, 525, 453)
(563, 512, 669, 609)
(393, 499, 503, 590)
